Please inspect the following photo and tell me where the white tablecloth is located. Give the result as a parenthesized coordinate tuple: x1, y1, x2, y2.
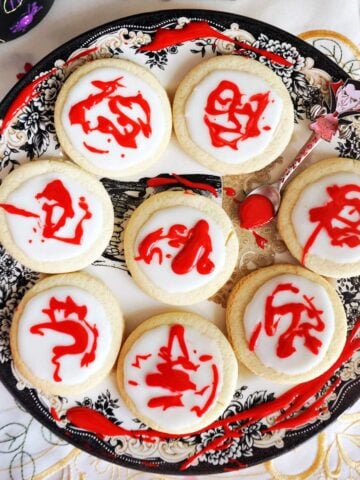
(0, 1, 359, 479)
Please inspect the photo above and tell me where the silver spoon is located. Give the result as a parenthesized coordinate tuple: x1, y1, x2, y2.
(240, 131, 322, 224)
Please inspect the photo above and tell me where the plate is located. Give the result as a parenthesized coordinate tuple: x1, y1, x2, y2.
(0, 9, 359, 476)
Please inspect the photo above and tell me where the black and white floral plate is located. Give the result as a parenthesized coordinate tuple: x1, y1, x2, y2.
(0, 9, 359, 476)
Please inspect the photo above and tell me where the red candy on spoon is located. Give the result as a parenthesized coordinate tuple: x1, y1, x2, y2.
(238, 193, 275, 229)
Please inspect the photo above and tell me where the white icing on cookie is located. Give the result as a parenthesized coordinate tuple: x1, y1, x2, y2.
(124, 324, 223, 430)
(243, 274, 335, 375)
(4, 173, 103, 262)
(185, 70, 282, 164)
(134, 206, 226, 293)
(292, 173, 360, 263)
(17, 286, 112, 385)
(60, 67, 166, 172)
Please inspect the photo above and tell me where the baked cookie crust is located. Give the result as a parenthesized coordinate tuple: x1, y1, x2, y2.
(124, 190, 239, 305)
(55, 58, 172, 179)
(117, 311, 238, 434)
(278, 157, 360, 278)
(226, 264, 347, 384)
(173, 55, 294, 174)
(10, 272, 124, 396)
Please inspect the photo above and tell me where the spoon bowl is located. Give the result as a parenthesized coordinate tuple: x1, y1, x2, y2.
(248, 183, 281, 214)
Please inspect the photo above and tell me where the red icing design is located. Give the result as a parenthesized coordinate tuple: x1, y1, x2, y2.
(0, 179, 92, 245)
(131, 353, 152, 368)
(224, 187, 236, 197)
(249, 283, 325, 358)
(0, 203, 39, 218)
(16, 62, 34, 80)
(50, 407, 61, 422)
(128, 380, 139, 386)
(83, 141, 109, 154)
(204, 80, 271, 149)
(69, 77, 151, 151)
(139, 21, 292, 67)
(30, 295, 98, 382)
(131, 324, 219, 416)
(252, 231, 268, 249)
(135, 219, 215, 275)
(248, 322, 262, 351)
(65, 318, 360, 471)
(301, 184, 360, 264)
(146, 174, 218, 197)
(238, 193, 275, 229)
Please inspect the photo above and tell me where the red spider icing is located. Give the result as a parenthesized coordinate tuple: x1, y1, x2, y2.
(238, 193, 275, 229)
(146, 174, 218, 197)
(249, 282, 325, 358)
(0, 47, 98, 136)
(65, 318, 360, 471)
(139, 21, 292, 67)
(30, 295, 98, 382)
(128, 324, 219, 416)
(135, 219, 215, 275)
(69, 77, 151, 152)
(301, 183, 360, 264)
(0, 179, 92, 245)
(204, 80, 271, 149)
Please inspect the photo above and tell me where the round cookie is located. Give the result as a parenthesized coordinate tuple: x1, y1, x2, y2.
(117, 311, 238, 434)
(10, 272, 124, 396)
(55, 58, 172, 179)
(0, 159, 114, 273)
(173, 55, 294, 174)
(226, 264, 347, 384)
(124, 191, 239, 305)
(278, 157, 360, 278)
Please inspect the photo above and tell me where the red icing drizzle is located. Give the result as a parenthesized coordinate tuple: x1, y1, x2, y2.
(128, 380, 139, 386)
(30, 296, 98, 382)
(83, 141, 109, 154)
(139, 21, 292, 67)
(0, 47, 98, 136)
(132, 324, 219, 416)
(69, 77, 151, 151)
(0, 203, 39, 218)
(252, 231, 268, 249)
(249, 283, 325, 358)
(204, 81, 270, 150)
(65, 318, 360, 471)
(135, 219, 215, 275)
(224, 187, 236, 197)
(0, 179, 92, 245)
(238, 193, 275, 229)
(146, 174, 218, 197)
(248, 322, 262, 351)
(50, 407, 61, 422)
(301, 184, 360, 264)
(131, 353, 152, 368)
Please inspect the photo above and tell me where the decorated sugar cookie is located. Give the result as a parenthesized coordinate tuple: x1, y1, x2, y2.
(0, 160, 114, 273)
(173, 56, 294, 174)
(226, 264, 347, 384)
(117, 312, 238, 434)
(124, 191, 239, 305)
(55, 58, 172, 179)
(10, 273, 124, 396)
(278, 157, 360, 278)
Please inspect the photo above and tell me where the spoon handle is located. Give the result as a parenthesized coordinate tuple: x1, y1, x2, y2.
(277, 131, 322, 191)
